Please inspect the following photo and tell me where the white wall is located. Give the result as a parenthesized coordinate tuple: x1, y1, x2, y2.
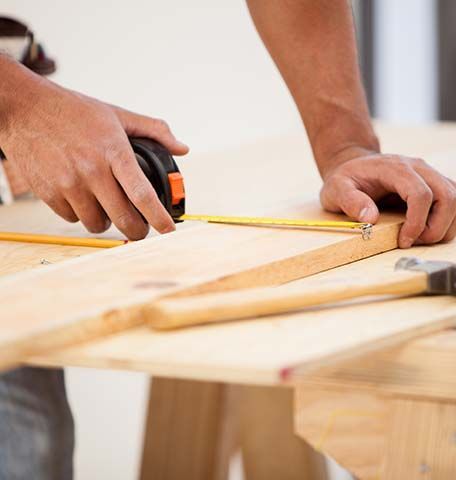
(374, 0, 437, 123)
(1, 1, 303, 479)
(2, 0, 302, 154)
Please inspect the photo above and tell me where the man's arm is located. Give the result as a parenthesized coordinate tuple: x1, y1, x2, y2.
(247, 0, 456, 248)
(0, 54, 188, 239)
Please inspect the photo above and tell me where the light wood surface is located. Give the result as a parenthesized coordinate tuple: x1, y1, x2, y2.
(302, 329, 456, 402)
(295, 385, 389, 479)
(140, 378, 238, 480)
(148, 269, 427, 329)
(0, 199, 401, 370)
(27, 242, 456, 384)
(239, 385, 329, 480)
(2, 123, 456, 385)
(294, 384, 456, 479)
(4, 123, 456, 480)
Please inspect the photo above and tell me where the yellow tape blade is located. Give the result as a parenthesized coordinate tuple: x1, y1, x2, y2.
(178, 214, 372, 239)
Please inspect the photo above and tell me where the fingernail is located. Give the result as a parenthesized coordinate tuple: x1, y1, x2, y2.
(359, 206, 375, 222)
(176, 140, 189, 150)
(159, 222, 176, 234)
(400, 236, 414, 249)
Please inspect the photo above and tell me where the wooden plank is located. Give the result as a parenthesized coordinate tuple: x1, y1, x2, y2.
(294, 385, 389, 479)
(140, 378, 238, 480)
(294, 386, 456, 480)
(4, 122, 456, 381)
(239, 385, 328, 480)
(0, 199, 101, 275)
(29, 241, 456, 385)
(0, 201, 401, 370)
(301, 329, 456, 402)
(383, 398, 456, 479)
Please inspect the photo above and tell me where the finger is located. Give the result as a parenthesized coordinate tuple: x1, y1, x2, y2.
(110, 148, 176, 234)
(65, 188, 111, 234)
(442, 215, 456, 243)
(88, 166, 151, 240)
(320, 177, 380, 224)
(35, 187, 78, 223)
(376, 164, 433, 248)
(414, 167, 456, 244)
(114, 108, 189, 155)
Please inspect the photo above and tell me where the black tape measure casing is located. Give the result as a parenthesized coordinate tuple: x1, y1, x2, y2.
(130, 137, 185, 222)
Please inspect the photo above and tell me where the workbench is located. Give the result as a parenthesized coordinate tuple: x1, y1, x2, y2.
(2, 123, 456, 480)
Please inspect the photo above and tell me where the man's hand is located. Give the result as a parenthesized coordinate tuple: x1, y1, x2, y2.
(320, 152, 456, 248)
(0, 56, 188, 240)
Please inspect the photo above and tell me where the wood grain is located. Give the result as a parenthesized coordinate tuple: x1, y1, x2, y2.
(294, 385, 456, 480)
(239, 385, 328, 480)
(28, 241, 456, 385)
(302, 329, 456, 402)
(140, 378, 238, 480)
(294, 385, 389, 479)
(0, 201, 401, 370)
(148, 269, 427, 329)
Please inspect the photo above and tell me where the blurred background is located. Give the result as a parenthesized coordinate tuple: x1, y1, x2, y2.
(0, 1, 449, 479)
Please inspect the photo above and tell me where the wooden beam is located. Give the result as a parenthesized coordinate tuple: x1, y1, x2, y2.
(239, 385, 328, 480)
(140, 378, 238, 480)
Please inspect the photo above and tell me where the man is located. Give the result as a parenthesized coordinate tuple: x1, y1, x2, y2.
(0, 1, 454, 478)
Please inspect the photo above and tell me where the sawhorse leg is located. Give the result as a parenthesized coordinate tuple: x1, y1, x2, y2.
(140, 377, 237, 480)
(140, 379, 328, 480)
(295, 384, 456, 479)
(239, 385, 329, 480)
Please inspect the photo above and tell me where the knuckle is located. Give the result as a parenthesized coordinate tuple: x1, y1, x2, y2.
(129, 183, 151, 206)
(58, 174, 80, 193)
(389, 154, 405, 165)
(440, 187, 456, 207)
(411, 185, 433, 204)
(78, 159, 105, 178)
(38, 189, 56, 205)
(153, 118, 170, 132)
(410, 157, 427, 168)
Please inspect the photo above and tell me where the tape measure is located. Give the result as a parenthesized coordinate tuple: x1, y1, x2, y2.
(131, 137, 373, 239)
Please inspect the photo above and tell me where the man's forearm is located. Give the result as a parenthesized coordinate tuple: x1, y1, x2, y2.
(0, 54, 42, 137)
(246, 0, 379, 176)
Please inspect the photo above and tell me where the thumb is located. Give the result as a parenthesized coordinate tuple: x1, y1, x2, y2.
(114, 108, 189, 156)
(321, 179, 379, 224)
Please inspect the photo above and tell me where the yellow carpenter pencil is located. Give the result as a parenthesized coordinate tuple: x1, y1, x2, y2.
(0, 231, 128, 248)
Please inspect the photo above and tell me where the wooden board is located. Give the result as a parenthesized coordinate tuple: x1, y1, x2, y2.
(0, 199, 401, 370)
(294, 384, 456, 479)
(4, 122, 456, 383)
(28, 241, 456, 384)
(300, 329, 456, 402)
(0, 197, 118, 275)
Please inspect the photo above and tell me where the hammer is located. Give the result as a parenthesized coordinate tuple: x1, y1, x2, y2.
(148, 257, 456, 330)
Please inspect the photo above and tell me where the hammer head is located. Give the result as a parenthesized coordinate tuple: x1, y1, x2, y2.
(395, 257, 456, 295)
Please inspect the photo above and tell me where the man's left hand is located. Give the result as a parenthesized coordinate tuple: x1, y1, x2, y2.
(320, 153, 456, 248)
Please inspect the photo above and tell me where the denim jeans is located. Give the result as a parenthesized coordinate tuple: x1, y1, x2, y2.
(0, 367, 74, 480)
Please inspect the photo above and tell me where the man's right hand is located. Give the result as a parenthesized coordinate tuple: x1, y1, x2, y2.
(0, 55, 188, 240)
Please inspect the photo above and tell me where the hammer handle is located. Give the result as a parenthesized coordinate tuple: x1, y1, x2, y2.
(148, 270, 428, 330)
